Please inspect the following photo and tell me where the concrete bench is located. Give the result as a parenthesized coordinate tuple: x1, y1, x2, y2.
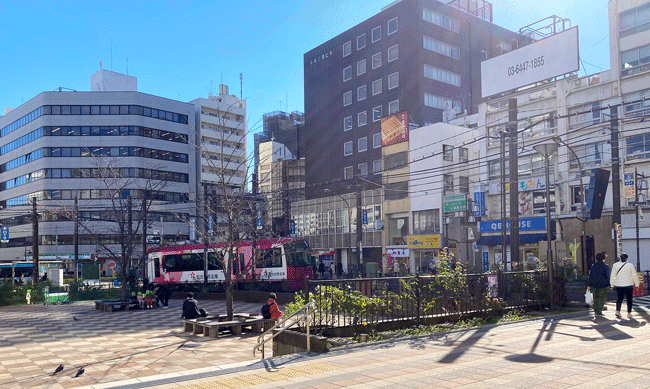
(95, 300, 137, 312)
(203, 320, 244, 338)
(241, 316, 276, 332)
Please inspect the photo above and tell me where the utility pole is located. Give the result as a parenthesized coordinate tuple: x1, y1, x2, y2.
(636, 167, 640, 270)
(203, 194, 209, 286)
(31, 198, 39, 285)
(508, 98, 519, 268)
(611, 106, 621, 259)
(127, 195, 133, 272)
(356, 186, 364, 277)
(141, 191, 147, 282)
(74, 196, 79, 282)
(500, 131, 507, 269)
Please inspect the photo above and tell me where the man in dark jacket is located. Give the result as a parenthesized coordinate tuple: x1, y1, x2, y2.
(181, 292, 206, 319)
(587, 252, 611, 316)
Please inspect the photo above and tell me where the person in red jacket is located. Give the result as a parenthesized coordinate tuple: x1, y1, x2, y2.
(266, 293, 283, 320)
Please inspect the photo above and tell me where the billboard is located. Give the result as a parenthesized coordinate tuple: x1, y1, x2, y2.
(481, 27, 579, 98)
(381, 111, 408, 146)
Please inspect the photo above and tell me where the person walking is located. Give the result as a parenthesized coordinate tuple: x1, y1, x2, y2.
(587, 252, 610, 317)
(610, 253, 640, 319)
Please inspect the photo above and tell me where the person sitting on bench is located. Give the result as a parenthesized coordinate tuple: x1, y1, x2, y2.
(181, 292, 208, 319)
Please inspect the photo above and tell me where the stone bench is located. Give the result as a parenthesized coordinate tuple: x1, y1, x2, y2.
(95, 300, 138, 312)
(202, 320, 244, 338)
(240, 316, 276, 333)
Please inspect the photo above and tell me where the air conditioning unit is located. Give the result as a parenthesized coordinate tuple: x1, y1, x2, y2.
(572, 79, 583, 89)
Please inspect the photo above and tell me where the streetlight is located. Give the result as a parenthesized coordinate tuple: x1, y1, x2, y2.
(533, 141, 559, 310)
(324, 189, 352, 277)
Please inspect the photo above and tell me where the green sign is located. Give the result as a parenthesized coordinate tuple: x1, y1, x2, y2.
(443, 195, 467, 212)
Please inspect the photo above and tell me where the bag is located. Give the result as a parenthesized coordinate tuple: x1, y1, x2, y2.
(585, 290, 594, 306)
(199, 308, 208, 317)
(261, 303, 272, 319)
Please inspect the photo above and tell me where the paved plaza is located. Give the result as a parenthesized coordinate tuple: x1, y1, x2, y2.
(4, 297, 650, 388)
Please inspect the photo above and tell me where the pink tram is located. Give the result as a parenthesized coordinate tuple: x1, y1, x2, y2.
(146, 238, 313, 291)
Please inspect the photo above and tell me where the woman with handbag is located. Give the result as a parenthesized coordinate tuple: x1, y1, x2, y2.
(587, 252, 610, 317)
(610, 253, 640, 319)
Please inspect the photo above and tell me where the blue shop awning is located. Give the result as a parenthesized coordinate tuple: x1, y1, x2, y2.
(475, 233, 552, 246)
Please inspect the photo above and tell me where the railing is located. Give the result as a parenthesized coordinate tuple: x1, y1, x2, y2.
(304, 271, 551, 332)
(253, 302, 314, 359)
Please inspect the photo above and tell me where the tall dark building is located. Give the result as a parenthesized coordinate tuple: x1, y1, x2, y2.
(304, 0, 522, 197)
(253, 110, 304, 193)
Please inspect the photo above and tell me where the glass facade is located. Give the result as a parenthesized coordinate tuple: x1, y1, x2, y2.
(42, 104, 189, 124)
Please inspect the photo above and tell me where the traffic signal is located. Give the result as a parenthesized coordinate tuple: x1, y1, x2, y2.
(585, 168, 610, 219)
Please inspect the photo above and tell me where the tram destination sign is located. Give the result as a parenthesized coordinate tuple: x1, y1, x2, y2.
(481, 27, 579, 98)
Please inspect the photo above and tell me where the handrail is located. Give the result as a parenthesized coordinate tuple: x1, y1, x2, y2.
(253, 302, 314, 359)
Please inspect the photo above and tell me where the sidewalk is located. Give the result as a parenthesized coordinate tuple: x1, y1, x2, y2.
(4, 297, 650, 389)
(92, 297, 650, 389)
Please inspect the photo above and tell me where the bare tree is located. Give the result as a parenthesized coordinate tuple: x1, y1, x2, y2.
(50, 154, 171, 300)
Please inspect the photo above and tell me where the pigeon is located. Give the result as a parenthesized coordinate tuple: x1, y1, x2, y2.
(74, 367, 85, 378)
(52, 364, 64, 375)
(73, 316, 79, 321)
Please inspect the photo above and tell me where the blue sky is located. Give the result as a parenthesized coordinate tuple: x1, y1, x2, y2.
(0, 0, 610, 152)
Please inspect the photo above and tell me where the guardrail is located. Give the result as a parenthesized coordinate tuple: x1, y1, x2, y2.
(253, 302, 314, 359)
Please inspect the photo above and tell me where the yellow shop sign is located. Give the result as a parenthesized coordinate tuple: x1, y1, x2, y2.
(407, 235, 441, 249)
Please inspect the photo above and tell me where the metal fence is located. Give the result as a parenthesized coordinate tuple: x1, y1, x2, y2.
(304, 271, 551, 331)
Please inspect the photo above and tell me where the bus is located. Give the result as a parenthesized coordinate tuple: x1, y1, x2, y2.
(147, 238, 313, 290)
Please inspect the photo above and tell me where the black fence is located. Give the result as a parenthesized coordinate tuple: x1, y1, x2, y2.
(304, 271, 552, 331)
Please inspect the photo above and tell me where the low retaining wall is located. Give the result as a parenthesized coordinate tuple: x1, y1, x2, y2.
(272, 329, 329, 357)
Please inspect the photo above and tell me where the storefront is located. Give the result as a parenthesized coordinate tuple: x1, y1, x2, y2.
(475, 216, 550, 270)
(385, 246, 410, 275)
(407, 234, 442, 274)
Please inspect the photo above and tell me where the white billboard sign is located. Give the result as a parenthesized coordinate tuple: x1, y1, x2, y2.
(481, 27, 579, 98)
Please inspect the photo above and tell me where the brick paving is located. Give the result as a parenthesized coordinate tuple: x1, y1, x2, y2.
(5, 297, 650, 388)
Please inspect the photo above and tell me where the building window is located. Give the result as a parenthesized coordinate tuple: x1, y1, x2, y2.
(388, 100, 399, 115)
(459, 176, 469, 193)
(372, 26, 381, 42)
(424, 93, 461, 110)
(424, 64, 460, 86)
(373, 132, 381, 148)
(388, 45, 398, 62)
(443, 144, 453, 161)
(358, 162, 368, 177)
(357, 85, 367, 101)
(388, 17, 398, 35)
(423, 36, 459, 59)
(627, 133, 650, 160)
(358, 111, 368, 127)
(344, 166, 353, 179)
(357, 33, 366, 50)
(413, 209, 440, 234)
(444, 174, 454, 192)
(385, 151, 407, 169)
(388, 72, 399, 89)
(344, 141, 353, 156)
(358, 137, 368, 152)
(343, 41, 352, 57)
(459, 147, 468, 162)
(620, 3, 650, 36)
(422, 7, 460, 33)
(357, 59, 367, 75)
(373, 106, 382, 122)
(385, 182, 408, 201)
(343, 91, 352, 106)
(343, 66, 352, 81)
(621, 44, 650, 76)
(373, 159, 382, 174)
(372, 79, 382, 95)
(344, 116, 352, 131)
(372, 52, 382, 69)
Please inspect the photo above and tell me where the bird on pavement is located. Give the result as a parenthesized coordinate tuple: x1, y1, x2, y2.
(73, 316, 79, 321)
(52, 364, 64, 375)
(74, 367, 85, 378)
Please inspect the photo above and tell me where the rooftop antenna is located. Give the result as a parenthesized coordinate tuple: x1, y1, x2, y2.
(126, 57, 128, 75)
(99, 61, 103, 70)
(210, 81, 212, 95)
(110, 38, 113, 71)
(220, 71, 223, 86)
(240, 73, 243, 100)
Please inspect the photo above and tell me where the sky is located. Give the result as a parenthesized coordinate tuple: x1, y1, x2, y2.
(0, 0, 611, 154)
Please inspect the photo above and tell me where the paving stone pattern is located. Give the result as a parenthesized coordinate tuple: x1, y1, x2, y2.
(0, 299, 268, 389)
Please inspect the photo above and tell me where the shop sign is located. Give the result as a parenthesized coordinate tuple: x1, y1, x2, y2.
(479, 216, 546, 233)
(407, 235, 441, 249)
(624, 172, 635, 199)
(489, 176, 546, 194)
(386, 248, 410, 257)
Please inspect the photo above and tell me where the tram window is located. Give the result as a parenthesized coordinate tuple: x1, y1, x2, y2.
(208, 252, 223, 270)
(154, 258, 160, 278)
(163, 253, 203, 272)
(256, 248, 282, 268)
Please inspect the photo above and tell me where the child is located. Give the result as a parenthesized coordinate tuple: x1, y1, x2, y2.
(137, 291, 145, 309)
(145, 289, 154, 309)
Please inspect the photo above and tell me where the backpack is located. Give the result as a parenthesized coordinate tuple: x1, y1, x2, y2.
(261, 302, 272, 319)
